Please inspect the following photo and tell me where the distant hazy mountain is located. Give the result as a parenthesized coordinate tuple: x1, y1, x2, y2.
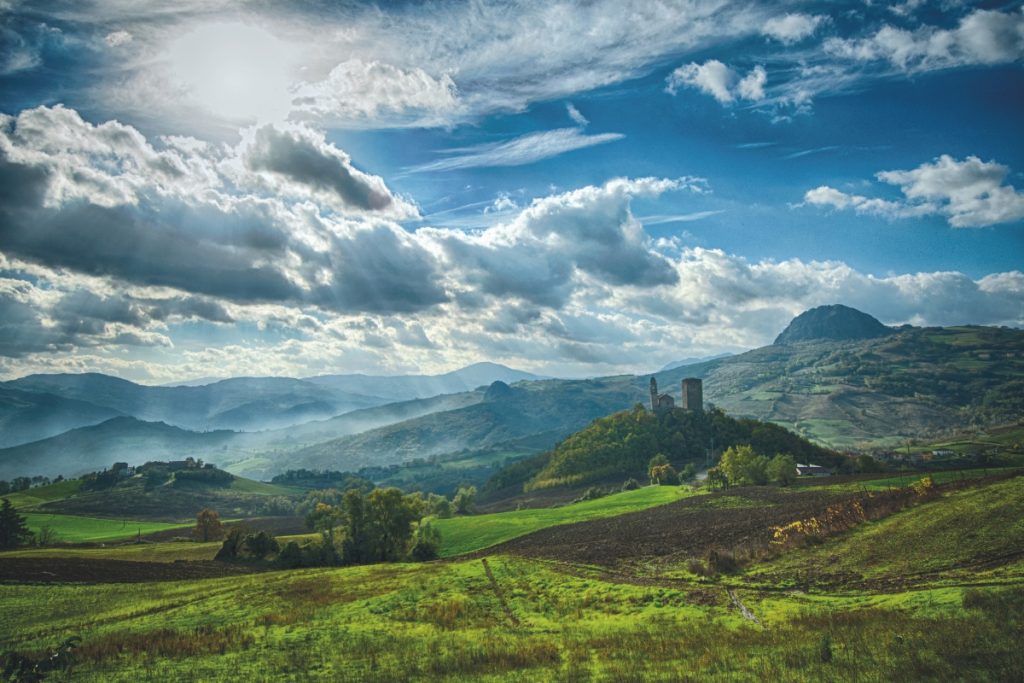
(774, 304, 892, 345)
(1, 373, 384, 435)
(281, 378, 641, 475)
(0, 417, 238, 480)
(0, 387, 124, 448)
(659, 353, 733, 372)
(303, 362, 546, 402)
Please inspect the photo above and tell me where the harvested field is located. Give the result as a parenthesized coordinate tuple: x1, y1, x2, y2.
(0, 558, 262, 584)
(479, 486, 854, 567)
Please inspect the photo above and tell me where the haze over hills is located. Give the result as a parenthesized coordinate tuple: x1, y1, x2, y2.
(279, 378, 643, 476)
(302, 362, 546, 402)
(0, 362, 541, 447)
(0, 387, 124, 449)
(0, 417, 237, 480)
(1, 308, 1021, 482)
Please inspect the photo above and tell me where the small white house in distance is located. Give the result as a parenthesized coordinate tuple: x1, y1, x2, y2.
(796, 463, 830, 477)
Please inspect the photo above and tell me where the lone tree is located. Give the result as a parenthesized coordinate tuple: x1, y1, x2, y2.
(0, 498, 32, 549)
(193, 508, 224, 542)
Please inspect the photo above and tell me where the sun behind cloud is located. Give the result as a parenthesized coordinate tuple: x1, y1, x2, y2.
(166, 21, 298, 123)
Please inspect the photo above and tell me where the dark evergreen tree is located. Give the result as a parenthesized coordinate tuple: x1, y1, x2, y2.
(0, 499, 32, 549)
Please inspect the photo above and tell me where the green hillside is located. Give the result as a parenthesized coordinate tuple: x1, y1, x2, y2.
(434, 485, 692, 556)
(285, 378, 644, 474)
(8, 463, 300, 522)
(4, 473, 1019, 679)
(507, 404, 837, 491)
(657, 325, 1024, 449)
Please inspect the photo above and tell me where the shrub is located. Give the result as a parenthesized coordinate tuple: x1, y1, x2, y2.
(621, 478, 640, 491)
(704, 547, 740, 574)
(409, 522, 442, 561)
(573, 486, 608, 503)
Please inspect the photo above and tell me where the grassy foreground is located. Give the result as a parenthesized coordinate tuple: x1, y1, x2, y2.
(1, 555, 1021, 681)
(434, 485, 691, 556)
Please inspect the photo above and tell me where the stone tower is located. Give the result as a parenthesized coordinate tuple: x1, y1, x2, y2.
(649, 377, 675, 413)
(681, 377, 703, 412)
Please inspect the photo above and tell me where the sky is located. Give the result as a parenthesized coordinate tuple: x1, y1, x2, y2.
(0, 0, 1022, 383)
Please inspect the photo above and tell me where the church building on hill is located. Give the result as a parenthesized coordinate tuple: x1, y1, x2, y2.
(649, 377, 703, 414)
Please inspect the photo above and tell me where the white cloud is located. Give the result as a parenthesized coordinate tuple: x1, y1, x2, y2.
(566, 103, 588, 126)
(666, 60, 767, 104)
(763, 13, 824, 44)
(825, 8, 1024, 72)
(804, 155, 1024, 228)
(291, 60, 461, 128)
(737, 65, 767, 101)
(103, 30, 132, 47)
(407, 128, 624, 173)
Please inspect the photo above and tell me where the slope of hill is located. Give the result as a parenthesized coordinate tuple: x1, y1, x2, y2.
(488, 404, 838, 492)
(282, 378, 644, 474)
(0, 363, 543, 445)
(0, 387, 123, 448)
(773, 303, 892, 345)
(654, 324, 1024, 449)
(0, 417, 240, 479)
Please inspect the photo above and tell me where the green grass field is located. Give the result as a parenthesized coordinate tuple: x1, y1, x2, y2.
(3, 479, 84, 509)
(2, 474, 1023, 680)
(434, 485, 692, 557)
(1, 540, 221, 563)
(21, 513, 189, 543)
(1, 553, 1020, 681)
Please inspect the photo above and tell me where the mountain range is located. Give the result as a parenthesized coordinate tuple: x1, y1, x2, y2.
(1, 306, 1021, 483)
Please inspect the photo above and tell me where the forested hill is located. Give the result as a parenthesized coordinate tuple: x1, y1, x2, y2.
(487, 405, 839, 493)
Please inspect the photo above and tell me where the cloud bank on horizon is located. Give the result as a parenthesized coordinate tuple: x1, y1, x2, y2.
(0, 0, 1021, 383)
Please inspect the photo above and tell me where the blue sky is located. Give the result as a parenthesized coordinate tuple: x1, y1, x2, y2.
(0, 0, 1021, 382)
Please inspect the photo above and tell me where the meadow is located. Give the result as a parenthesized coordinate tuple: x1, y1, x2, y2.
(1, 553, 1021, 681)
(3, 472, 1022, 681)
(433, 484, 692, 556)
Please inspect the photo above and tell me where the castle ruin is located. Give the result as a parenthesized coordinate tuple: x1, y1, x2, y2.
(649, 377, 703, 414)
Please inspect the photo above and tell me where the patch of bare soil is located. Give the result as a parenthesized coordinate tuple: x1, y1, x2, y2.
(478, 487, 853, 568)
(0, 558, 263, 584)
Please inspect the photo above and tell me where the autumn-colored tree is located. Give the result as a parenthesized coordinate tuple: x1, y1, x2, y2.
(193, 507, 224, 542)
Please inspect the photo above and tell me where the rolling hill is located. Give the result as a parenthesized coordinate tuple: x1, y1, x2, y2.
(0, 417, 239, 479)
(653, 323, 1024, 449)
(0, 386, 123, 448)
(281, 378, 644, 474)
(0, 362, 539, 446)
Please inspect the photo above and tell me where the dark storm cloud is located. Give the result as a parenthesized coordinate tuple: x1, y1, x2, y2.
(245, 125, 396, 212)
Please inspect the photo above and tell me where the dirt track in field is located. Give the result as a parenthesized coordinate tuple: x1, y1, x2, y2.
(0, 558, 263, 584)
(475, 486, 853, 568)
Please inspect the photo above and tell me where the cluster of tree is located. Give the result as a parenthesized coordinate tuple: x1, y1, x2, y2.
(271, 469, 375, 492)
(0, 499, 33, 549)
(215, 527, 279, 561)
(706, 445, 797, 488)
(0, 475, 57, 495)
(516, 405, 839, 491)
(647, 454, 697, 486)
(289, 487, 443, 568)
(81, 462, 133, 491)
(171, 467, 233, 488)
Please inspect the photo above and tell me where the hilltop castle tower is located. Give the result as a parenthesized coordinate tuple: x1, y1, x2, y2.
(681, 377, 703, 412)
